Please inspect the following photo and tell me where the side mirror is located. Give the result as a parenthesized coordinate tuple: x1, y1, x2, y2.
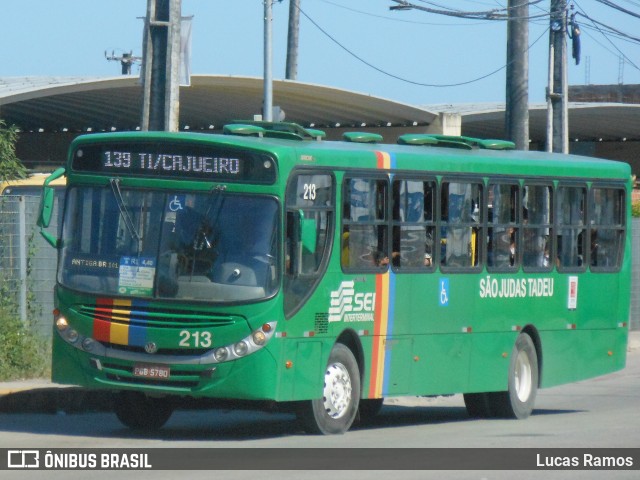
(299, 210, 317, 254)
(37, 167, 65, 247)
(37, 186, 55, 228)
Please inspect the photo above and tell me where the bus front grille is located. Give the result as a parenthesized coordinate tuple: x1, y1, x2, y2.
(105, 342, 212, 357)
(76, 302, 239, 329)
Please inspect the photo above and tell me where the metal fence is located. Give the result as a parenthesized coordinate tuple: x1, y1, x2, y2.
(0, 196, 639, 339)
(0, 195, 60, 338)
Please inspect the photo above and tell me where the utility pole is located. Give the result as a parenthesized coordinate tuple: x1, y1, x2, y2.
(547, 0, 568, 153)
(505, 0, 529, 150)
(264, 0, 274, 121)
(286, 0, 300, 80)
(141, 0, 182, 132)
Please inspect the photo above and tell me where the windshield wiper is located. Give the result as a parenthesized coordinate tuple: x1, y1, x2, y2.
(188, 185, 227, 277)
(109, 178, 141, 243)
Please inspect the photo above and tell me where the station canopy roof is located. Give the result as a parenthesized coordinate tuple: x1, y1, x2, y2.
(427, 102, 640, 143)
(0, 75, 438, 133)
(2, 75, 640, 144)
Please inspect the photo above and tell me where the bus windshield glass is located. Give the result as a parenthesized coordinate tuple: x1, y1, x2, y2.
(59, 186, 279, 302)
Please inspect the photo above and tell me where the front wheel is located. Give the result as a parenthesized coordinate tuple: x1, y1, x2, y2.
(114, 391, 174, 430)
(297, 343, 361, 435)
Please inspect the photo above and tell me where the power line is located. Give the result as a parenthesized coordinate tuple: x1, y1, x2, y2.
(619, 0, 640, 8)
(389, 0, 548, 21)
(594, 0, 640, 20)
(576, 12, 640, 44)
(318, 0, 495, 26)
(297, 4, 549, 88)
(573, 1, 640, 71)
(573, 19, 639, 71)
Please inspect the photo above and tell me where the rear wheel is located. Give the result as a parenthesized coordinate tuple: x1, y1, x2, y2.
(114, 391, 174, 430)
(297, 343, 361, 435)
(494, 333, 539, 419)
(465, 333, 539, 420)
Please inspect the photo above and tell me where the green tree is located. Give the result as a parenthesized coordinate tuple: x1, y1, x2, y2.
(0, 119, 27, 183)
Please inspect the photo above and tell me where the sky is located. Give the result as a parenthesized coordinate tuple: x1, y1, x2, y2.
(1, 0, 639, 106)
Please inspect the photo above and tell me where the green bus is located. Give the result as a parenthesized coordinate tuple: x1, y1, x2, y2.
(38, 122, 632, 434)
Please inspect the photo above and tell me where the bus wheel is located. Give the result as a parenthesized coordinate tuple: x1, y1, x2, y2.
(495, 333, 539, 419)
(298, 343, 361, 435)
(114, 391, 174, 430)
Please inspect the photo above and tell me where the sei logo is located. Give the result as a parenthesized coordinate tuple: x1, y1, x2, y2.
(328, 281, 375, 323)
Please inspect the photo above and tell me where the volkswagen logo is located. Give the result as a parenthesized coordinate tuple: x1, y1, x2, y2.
(144, 342, 158, 354)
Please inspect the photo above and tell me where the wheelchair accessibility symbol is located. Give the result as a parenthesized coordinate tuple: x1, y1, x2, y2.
(439, 278, 449, 307)
(169, 195, 185, 212)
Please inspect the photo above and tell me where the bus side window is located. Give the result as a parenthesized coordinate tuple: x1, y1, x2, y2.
(391, 178, 436, 270)
(522, 184, 553, 271)
(589, 186, 625, 271)
(440, 180, 483, 269)
(342, 176, 389, 271)
(487, 183, 519, 271)
(556, 185, 587, 271)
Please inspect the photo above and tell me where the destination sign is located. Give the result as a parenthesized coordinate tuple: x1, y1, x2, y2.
(71, 142, 276, 183)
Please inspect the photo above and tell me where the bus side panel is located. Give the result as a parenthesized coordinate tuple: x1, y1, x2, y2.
(391, 274, 475, 396)
(410, 334, 471, 396)
(538, 327, 627, 388)
(579, 274, 626, 330)
(380, 337, 414, 395)
(466, 332, 515, 393)
(276, 339, 325, 401)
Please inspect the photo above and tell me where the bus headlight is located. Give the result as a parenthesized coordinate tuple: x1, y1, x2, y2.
(82, 337, 95, 351)
(233, 341, 249, 357)
(214, 347, 229, 362)
(252, 331, 267, 346)
(204, 321, 277, 364)
(66, 329, 79, 343)
(55, 316, 69, 331)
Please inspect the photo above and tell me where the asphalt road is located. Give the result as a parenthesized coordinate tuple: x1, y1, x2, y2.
(0, 342, 638, 480)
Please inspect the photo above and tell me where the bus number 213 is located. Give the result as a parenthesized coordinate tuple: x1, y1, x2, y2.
(303, 183, 317, 201)
(179, 330, 212, 348)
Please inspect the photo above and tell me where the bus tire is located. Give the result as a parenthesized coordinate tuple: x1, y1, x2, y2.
(114, 391, 174, 430)
(494, 333, 539, 419)
(298, 343, 361, 435)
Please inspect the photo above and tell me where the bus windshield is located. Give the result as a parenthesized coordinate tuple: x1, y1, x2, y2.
(59, 186, 279, 302)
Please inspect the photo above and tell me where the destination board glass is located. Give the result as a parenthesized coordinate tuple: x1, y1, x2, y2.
(71, 142, 276, 184)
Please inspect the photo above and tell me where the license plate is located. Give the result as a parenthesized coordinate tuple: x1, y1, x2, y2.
(133, 364, 170, 379)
